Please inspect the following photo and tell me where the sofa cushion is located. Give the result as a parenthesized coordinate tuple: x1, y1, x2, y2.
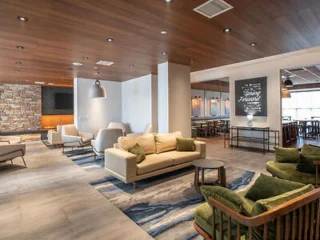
(251, 184, 314, 240)
(245, 173, 305, 202)
(297, 145, 320, 173)
(200, 186, 252, 216)
(266, 161, 316, 184)
(128, 143, 146, 164)
(176, 137, 195, 151)
(155, 131, 182, 153)
(274, 147, 300, 163)
(137, 154, 174, 175)
(160, 150, 200, 165)
(118, 133, 155, 155)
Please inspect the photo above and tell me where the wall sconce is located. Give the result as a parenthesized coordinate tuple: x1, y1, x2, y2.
(247, 114, 253, 127)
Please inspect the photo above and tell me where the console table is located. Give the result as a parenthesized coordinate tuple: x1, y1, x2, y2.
(227, 126, 280, 154)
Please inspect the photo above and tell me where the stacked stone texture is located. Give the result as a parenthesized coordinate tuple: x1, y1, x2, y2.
(0, 84, 41, 132)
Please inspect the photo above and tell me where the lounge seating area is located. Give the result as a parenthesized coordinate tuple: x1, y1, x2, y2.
(2, 1, 320, 239)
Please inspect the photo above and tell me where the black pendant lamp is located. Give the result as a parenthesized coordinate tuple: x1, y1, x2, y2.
(284, 76, 293, 88)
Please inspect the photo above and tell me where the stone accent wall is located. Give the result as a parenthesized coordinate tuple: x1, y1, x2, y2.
(0, 84, 41, 132)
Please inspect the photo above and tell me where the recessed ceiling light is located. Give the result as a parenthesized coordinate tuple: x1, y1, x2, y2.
(17, 16, 28, 22)
(96, 60, 114, 66)
(16, 46, 25, 50)
(164, 0, 172, 2)
(94, 72, 100, 75)
(93, 66, 98, 69)
(83, 57, 89, 60)
(72, 62, 83, 66)
(190, 59, 194, 63)
(16, 61, 22, 64)
(35, 81, 45, 84)
(161, 30, 167, 34)
(250, 42, 257, 46)
(129, 64, 134, 68)
(162, 52, 168, 55)
(105, 38, 114, 42)
(223, 28, 231, 33)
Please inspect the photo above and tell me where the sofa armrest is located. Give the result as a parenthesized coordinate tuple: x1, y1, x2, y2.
(194, 140, 206, 158)
(313, 160, 320, 187)
(79, 132, 94, 139)
(105, 148, 137, 182)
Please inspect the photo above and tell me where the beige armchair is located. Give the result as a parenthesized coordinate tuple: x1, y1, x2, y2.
(62, 124, 94, 152)
(127, 123, 153, 136)
(107, 122, 126, 136)
(91, 128, 123, 160)
(0, 143, 26, 166)
(47, 125, 63, 145)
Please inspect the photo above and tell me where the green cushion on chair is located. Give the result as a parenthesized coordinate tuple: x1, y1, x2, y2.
(245, 174, 305, 202)
(251, 184, 314, 240)
(266, 161, 317, 184)
(274, 147, 300, 163)
(176, 137, 195, 151)
(297, 145, 320, 173)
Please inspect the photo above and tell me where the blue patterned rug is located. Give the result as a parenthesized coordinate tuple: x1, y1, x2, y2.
(64, 148, 255, 240)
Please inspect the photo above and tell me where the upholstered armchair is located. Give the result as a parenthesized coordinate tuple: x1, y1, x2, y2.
(47, 125, 63, 145)
(127, 123, 153, 136)
(0, 144, 26, 166)
(62, 124, 94, 152)
(91, 128, 123, 159)
(107, 122, 126, 136)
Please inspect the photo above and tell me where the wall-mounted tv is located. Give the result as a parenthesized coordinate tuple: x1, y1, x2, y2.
(54, 93, 73, 110)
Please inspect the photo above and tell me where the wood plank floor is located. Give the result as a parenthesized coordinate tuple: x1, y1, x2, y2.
(0, 141, 152, 240)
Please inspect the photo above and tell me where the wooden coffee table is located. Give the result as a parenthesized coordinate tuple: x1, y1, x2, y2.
(192, 159, 226, 189)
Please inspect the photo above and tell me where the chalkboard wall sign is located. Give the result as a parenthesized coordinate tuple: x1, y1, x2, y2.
(235, 77, 267, 116)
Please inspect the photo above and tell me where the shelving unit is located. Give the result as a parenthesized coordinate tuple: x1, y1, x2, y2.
(226, 126, 280, 154)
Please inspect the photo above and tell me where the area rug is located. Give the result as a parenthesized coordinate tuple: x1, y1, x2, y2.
(91, 166, 255, 240)
(63, 148, 255, 239)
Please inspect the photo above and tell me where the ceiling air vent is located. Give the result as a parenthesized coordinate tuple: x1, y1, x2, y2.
(193, 0, 233, 19)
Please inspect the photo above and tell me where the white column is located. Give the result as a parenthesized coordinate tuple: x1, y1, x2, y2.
(158, 62, 191, 137)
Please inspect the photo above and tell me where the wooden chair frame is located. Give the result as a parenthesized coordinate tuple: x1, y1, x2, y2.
(194, 188, 320, 240)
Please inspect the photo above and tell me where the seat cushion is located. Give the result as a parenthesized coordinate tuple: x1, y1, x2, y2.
(245, 173, 305, 202)
(251, 184, 314, 240)
(82, 137, 92, 144)
(118, 134, 155, 155)
(160, 150, 200, 165)
(274, 147, 300, 163)
(297, 144, 320, 173)
(137, 154, 174, 175)
(155, 131, 182, 153)
(266, 161, 316, 184)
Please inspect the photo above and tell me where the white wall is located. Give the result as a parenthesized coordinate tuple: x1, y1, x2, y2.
(158, 63, 169, 133)
(122, 74, 158, 133)
(191, 46, 320, 141)
(74, 78, 122, 135)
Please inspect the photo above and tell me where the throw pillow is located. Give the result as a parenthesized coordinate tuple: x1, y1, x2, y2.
(251, 184, 314, 240)
(128, 143, 146, 164)
(176, 137, 195, 151)
(200, 185, 252, 216)
(274, 147, 300, 163)
(296, 144, 320, 173)
(245, 173, 305, 202)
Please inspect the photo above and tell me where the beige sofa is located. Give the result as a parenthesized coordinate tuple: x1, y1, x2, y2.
(105, 131, 206, 188)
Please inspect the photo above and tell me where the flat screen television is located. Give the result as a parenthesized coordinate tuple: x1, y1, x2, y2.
(54, 93, 73, 109)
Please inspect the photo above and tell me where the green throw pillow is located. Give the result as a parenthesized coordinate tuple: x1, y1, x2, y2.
(200, 185, 251, 216)
(176, 137, 195, 151)
(297, 144, 320, 173)
(245, 174, 305, 202)
(251, 184, 314, 240)
(274, 147, 300, 163)
(128, 143, 145, 163)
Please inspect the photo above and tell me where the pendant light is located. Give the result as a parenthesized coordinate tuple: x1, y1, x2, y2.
(284, 76, 293, 88)
(89, 79, 106, 98)
(281, 89, 291, 98)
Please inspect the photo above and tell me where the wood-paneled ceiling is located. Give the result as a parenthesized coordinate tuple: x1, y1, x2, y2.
(1, 0, 320, 86)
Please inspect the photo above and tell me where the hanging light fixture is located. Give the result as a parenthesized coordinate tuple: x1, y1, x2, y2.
(284, 76, 293, 88)
(89, 79, 106, 98)
(281, 89, 291, 98)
